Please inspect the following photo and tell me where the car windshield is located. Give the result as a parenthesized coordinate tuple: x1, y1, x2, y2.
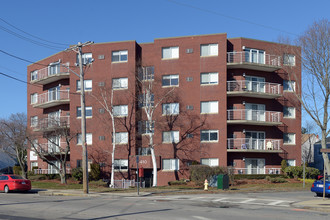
(10, 175, 24, 180)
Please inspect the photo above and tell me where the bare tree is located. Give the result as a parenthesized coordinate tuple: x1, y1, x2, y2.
(0, 113, 27, 178)
(301, 122, 318, 164)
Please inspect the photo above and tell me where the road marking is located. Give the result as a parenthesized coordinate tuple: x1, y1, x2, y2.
(239, 199, 256, 203)
(193, 216, 211, 220)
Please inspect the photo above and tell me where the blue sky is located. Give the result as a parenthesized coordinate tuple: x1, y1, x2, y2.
(0, 0, 329, 121)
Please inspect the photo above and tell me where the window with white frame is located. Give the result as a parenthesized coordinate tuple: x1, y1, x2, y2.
(30, 161, 38, 170)
(162, 74, 179, 86)
(162, 46, 179, 59)
(201, 130, 218, 142)
(31, 70, 38, 81)
(283, 54, 296, 66)
(77, 106, 92, 117)
(77, 53, 93, 65)
(201, 158, 219, 167)
(139, 66, 154, 81)
(77, 133, 93, 145)
(162, 103, 179, 115)
(200, 44, 218, 57)
(30, 116, 38, 127)
(138, 147, 152, 155)
(30, 93, 38, 104)
(113, 132, 128, 144)
(113, 105, 128, 117)
(138, 93, 154, 108)
(287, 159, 296, 166)
(112, 50, 128, 62)
(138, 121, 154, 134)
(283, 106, 295, 118)
(112, 78, 128, 89)
(49, 62, 60, 75)
(76, 80, 92, 91)
(114, 159, 128, 170)
(284, 133, 295, 144)
(201, 72, 218, 85)
(163, 159, 179, 170)
(30, 150, 38, 161)
(201, 101, 218, 114)
(163, 131, 179, 143)
(283, 80, 295, 92)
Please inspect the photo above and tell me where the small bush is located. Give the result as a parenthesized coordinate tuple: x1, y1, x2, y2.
(281, 160, 287, 173)
(89, 163, 101, 181)
(168, 180, 187, 186)
(28, 174, 46, 181)
(13, 166, 22, 175)
(190, 165, 227, 185)
(72, 167, 83, 181)
(284, 166, 320, 179)
(234, 174, 285, 180)
(270, 177, 288, 183)
(265, 176, 271, 181)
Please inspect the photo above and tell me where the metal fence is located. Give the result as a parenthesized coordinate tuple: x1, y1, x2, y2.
(113, 179, 145, 189)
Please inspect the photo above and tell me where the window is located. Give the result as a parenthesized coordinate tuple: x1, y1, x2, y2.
(139, 66, 154, 81)
(200, 44, 218, 57)
(201, 101, 218, 114)
(30, 161, 38, 170)
(77, 133, 93, 145)
(112, 78, 128, 89)
(138, 147, 151, 155)
(114, 159, 128, 170)
(287, 159, 296, 166)
(77, 106, 92, 117)
(30, 116, 38, 127)
(283, 80, 295, 92)
(201, 158, 219, 167)
(30, 93, 38, 104)
(163, 131, 179, 143)
(201, 72, 218, 85)
(284, 133, 295, 144)
(77, 53, 93, 65)
(163, 159, 179, 171)
(31, 70, 38, 81)
(201, 130, 218, 142)
(76, 80, 92, 91)
(162, 47, 179, 59)
(283, 106, 295, 118)
(162, 74, 179, 86)
(138, 93, 154, 108)
(283, 54, 296, 66)
(244, 48, 265, 64)
(163, 103, 179, 115)
(113, 105, 128, 117)
(114, 132, 128, 144)
(30, 150, 38, 161)
(138, 121, 154, 134)
(112, 50, 128, 62)
(49, 62, 60, 75)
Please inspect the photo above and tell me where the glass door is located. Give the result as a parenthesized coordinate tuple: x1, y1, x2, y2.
(246, 76, 265, 93)
(245, 131, 265, 150)
(245, 103, 265, 121)
(245, 158, 265, 174)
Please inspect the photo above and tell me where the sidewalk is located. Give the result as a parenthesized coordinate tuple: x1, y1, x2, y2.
(292, 197, 330, 212)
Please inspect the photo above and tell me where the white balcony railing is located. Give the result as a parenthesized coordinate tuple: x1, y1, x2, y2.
(227, 109, 281, 123)
(35, 116, 70, 130)
(34, 168, 71, 175)
(227, 138, 281, 151)
(227, 80, 281, 95)
(35, 90, 70, 106)
(39, 142, 67, 154)
(227, 52, 281, 67)
(31, 63, 70, 82)
(232, 168, 281, 175)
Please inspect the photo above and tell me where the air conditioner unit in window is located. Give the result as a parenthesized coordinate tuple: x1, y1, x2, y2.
(186, 48, 193, 54)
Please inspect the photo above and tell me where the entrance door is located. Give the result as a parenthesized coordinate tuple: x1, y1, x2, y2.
(142, 169, 153, 188)
(245, 158, 265, 174)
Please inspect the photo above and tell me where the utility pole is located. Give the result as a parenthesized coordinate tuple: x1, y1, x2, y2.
(66, 41, 94, 194)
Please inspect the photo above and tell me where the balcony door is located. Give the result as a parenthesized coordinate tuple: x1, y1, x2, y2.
(48, 86, 60, 102)
(244, 48, 265, 64)
(245, 158, 265, 174)
(48, 111, 60, 127)
(245, 103, 265, 121)
(246, 76, 265, 93)
(245, 131, 265, 150)
(48, 136, 60, 153)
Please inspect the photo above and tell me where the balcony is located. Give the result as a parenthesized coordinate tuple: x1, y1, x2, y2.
(38, 142, 68, 155)
(227, 80, 282, 99)
(30, 63, 70, 85)
(227, 52, 281, 72)
(227, 138, 282, 153)
(33, 90, 70, 109)
(129, 155, 161, 169)
(227, 109, 281, 126)
(34, 168, 71, 175)
(33, 116, 70, 131)
(231, 167, 281, 175)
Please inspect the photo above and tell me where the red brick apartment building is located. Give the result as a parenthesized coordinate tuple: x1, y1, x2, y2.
(27, 33, 301, 186)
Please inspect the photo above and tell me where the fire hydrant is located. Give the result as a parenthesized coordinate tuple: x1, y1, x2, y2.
(204, 179, 208, 191)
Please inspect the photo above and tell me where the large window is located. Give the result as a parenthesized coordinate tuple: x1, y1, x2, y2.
(113, 105, 128, 117)
(201, 130, 218, 142)
(283, 106, 295, 118)
(283, 80, 295, 92)
(163, 159, 179, 171)
(114, 132, 128, 144)
(77, 106, 92, 117)
(201, 158, 219, 167)
(201, 101, 218, 114)
(49, 62, 60, 75)
(284, 133, 295, 144)
(31, 70, 38, 81)
(201, 72, 218, 85)
(138, 121, 154, 134)
(76, 80, 92, 91)
(163, 131, 179, 143)
(112, 50, 128, 62)
(244, 48, 265, 64)
(283, 54, 296, 66)
(162, 74, 179, 86)
(162, 103, 179, 115)
(77, 133, 93, 145)
(30, 93, 38, 104)
(77, 53, 93, 65)
(114, 159, 128, 170)
(112, 78, 128, 89)
(30, 116, 38, 127)
(287, 159, 296, 166)
(200, 44, 218, 57)
(162, 47, 179, 59)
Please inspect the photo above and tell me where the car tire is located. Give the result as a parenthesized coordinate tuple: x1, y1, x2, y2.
(4, 185, 9, 193)
(316, 193, 322, 197)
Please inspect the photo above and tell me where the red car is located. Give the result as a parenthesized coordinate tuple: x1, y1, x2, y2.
(0, 175, 31, 193)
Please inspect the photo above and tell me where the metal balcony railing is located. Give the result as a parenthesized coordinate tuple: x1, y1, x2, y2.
(39, 142, 67, 154)
(35, 116, 70, 131)
(34, 168, 71, 175)
(227, 109, 281, 123)
(227, 138, 281, 151)
(231, 168, 281, 175)
(227, 80, 281, 95)
(31, 63, 70, 82)
(35, 90, 70, 106)
(227, 52, 281, 67)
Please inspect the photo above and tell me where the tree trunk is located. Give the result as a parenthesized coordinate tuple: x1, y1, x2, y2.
(150, 147, 157, 187)
(321, 130, 330, 174)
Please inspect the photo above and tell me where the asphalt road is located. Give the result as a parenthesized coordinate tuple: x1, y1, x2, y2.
(0, 191, 329, 220)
